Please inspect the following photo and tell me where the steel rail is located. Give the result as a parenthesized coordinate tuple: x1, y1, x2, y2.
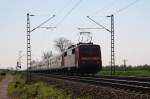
(30, 73, 150, 94)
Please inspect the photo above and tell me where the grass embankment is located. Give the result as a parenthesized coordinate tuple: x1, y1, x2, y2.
(97, 70, 150, 77)
(7, 74, 71, 99)
(0, 71, 6, 81)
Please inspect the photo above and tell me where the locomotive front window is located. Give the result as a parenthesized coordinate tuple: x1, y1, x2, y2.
(80, 47, 98, 53)
(79, 45, 100, 56)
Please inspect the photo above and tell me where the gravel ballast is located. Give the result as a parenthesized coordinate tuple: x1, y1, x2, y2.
(31, 74, 150, 99)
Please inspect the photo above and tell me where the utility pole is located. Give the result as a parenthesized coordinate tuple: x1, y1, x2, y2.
(16, 51, 22, 70)
(87, 15, 116, 75)
(26, 13, 55, 83)
(123, 59, 127, 71)
(19, 51, 22, 69)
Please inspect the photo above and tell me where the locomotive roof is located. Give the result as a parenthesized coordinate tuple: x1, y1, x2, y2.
(62, 42, 99, 53)
(67, 42, 99, 49)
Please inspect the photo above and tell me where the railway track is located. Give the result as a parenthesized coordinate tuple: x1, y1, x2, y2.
(31, 73, 150, 94)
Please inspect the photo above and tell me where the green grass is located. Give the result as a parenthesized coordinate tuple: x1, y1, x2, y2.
(97, 70, 150, 77)
(7, 74, 71, 99)
(0, 71, 6, 81)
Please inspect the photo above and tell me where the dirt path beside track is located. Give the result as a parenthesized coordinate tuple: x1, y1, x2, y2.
(0, 75, 13, 99)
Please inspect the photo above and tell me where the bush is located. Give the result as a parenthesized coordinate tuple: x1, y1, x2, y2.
(0, 72, 6, 76)
(8, 74, 71, 99)
(7, 74, 26, 96)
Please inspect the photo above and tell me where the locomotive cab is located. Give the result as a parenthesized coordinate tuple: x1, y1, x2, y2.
(78, 43, 102, 74)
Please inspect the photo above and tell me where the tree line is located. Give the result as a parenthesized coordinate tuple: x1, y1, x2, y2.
(102, 64, 150, 71)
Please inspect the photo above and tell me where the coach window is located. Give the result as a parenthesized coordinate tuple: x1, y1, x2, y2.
(68, 50, 72, 56)
(72, 49, 75, 54)
(64, 52, 67, 56)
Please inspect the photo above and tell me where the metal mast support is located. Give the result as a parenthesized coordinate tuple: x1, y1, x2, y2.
(110, 14, 115, 74)
(27, 13, 31, 82)
(87, 15, 115, 75)
(26, 13, 55, 82)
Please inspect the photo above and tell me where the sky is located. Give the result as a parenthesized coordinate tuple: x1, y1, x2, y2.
(0, 0, 150, 69)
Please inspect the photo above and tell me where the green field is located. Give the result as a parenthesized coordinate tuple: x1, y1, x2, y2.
(97, 70, 150, 77)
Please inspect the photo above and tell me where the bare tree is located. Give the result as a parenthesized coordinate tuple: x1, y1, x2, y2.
(42, 51, 53, 60)
(42, 51, 53, 66)
(54, 37, 73, 52)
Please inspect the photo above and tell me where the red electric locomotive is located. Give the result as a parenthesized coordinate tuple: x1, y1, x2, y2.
(62, 42, 102, 74)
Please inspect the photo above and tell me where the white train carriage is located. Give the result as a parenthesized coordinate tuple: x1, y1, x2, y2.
(48, 55, 62, 70)
(63, 47, 76, 69)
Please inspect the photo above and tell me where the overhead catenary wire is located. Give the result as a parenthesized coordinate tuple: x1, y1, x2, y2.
(87, 0, 141, 24)
(87, 16, 110, 32)
(78, 0, 118, 28)
(55, 0, 74, 16)
(113, 0, 141, 15)
(30, 15, 56, 32)
(91, 0, 118, 17)
(56, 0, 83, 27)
(27, 0, 75, 17)
(29, 1, 74, 32)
